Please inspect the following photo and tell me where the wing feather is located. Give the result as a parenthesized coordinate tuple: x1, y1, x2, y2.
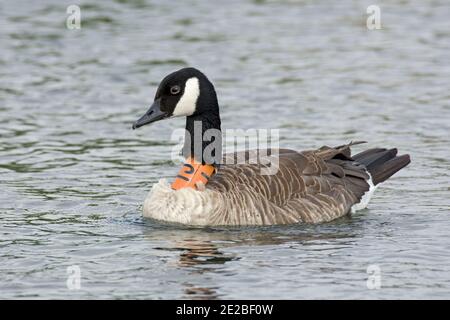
(206, 145, 370, 225)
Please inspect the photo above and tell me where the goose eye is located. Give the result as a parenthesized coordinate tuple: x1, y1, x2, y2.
(170, 85, 181, 95)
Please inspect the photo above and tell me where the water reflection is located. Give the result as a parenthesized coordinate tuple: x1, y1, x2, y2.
(175, 239, 235, 269)
(174, 239, 231, 300)
(183, 284, 220, 300)
(144, 221, 360, 299)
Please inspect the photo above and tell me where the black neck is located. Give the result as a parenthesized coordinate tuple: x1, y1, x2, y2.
(183, 112, 222, 165)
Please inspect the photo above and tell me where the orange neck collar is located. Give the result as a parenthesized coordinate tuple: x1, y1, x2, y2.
(171, 157, 216, 190)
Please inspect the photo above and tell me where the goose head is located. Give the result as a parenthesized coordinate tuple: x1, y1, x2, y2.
(132, 67, 220, 129)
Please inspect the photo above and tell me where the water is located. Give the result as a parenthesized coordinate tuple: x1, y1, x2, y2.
(1, 0, 449, 299)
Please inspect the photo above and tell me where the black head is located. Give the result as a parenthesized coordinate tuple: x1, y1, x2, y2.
(132, 67, 219, 129)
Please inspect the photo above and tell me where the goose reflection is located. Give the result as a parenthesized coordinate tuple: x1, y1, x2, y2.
(151, 235, 237, 299)
(175, 239, 229, 299)
(175, 238, 236, 269)
(142, 217, 360, 299)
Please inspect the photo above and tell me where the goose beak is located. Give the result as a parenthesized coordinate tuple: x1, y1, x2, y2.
(132, 99, 168, 129)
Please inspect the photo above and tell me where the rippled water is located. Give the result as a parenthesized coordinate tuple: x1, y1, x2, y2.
(1, 0, 449, 299)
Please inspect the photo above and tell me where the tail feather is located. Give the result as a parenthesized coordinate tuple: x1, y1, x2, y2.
(353, 148, 386, 161)
(357, 149, 397, 169)
(353, 148, 410, 185)
(370, 154, 411, 185)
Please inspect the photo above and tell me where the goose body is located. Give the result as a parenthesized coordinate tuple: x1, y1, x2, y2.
(133, 68, 410, 226)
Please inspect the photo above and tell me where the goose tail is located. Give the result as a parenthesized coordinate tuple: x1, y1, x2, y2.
(353, 148, 411, 185)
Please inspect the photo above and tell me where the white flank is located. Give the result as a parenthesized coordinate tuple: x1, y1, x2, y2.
(142, 179, 217, 225)
(172, 77, 200, 117)
(351, 171, 378, 213)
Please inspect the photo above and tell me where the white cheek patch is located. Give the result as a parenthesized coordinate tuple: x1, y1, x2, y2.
(172, 77, 200, 117)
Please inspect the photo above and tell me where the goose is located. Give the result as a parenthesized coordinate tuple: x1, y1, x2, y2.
(132, 67, 410, 226)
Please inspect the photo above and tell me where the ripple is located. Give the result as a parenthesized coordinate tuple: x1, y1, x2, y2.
(0, 0, 449, 300)
(81, 16, 118, 27)
(136, 59, 188, 66)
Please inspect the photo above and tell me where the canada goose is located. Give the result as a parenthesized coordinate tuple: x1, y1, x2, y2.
(132, 67, 410, 226)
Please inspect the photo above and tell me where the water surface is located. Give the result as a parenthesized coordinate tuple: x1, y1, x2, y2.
(1, 0, 449, 299)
